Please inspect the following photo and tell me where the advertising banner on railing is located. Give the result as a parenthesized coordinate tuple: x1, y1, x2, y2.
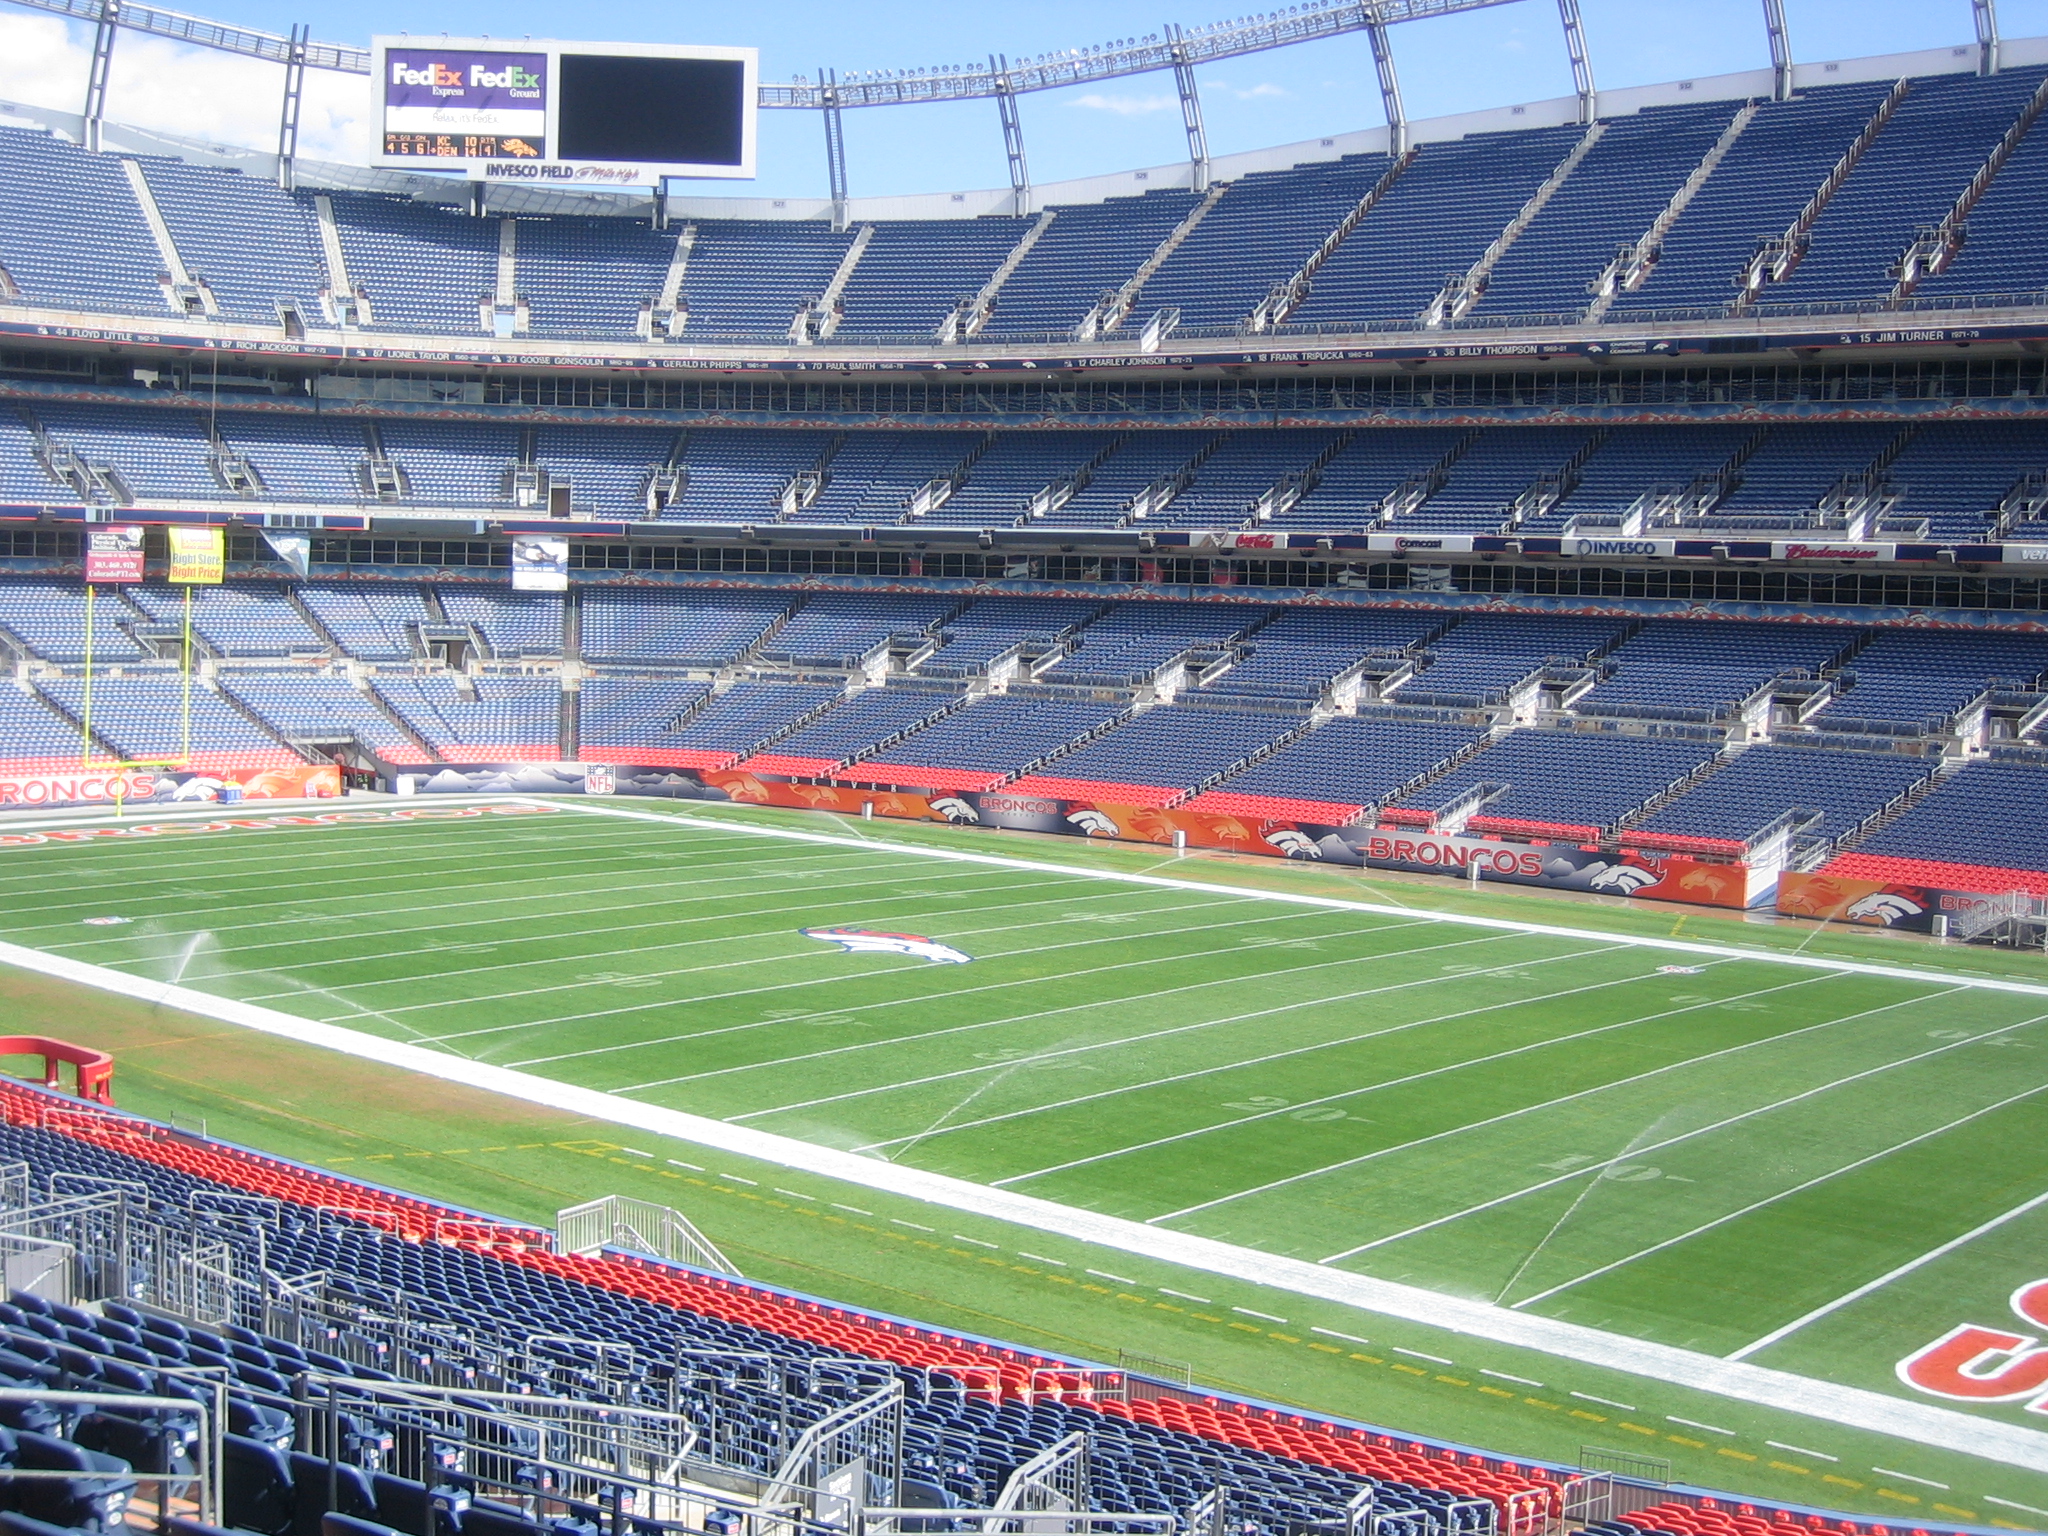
(1775, 869, 2023, 933)
(402, 761, 1752, 909)
(166, 526, 224, 585)
(511, 535, 570, 592)
(82, 525, 144, 584)
(0, 761, 342, 811)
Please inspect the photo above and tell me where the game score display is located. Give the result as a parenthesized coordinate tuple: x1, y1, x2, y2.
(372, 37, 757, 185)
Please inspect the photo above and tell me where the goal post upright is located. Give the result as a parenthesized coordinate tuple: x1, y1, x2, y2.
(80, 583, 95, 767)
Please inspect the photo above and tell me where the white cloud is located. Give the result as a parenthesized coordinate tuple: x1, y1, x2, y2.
(0, 13, 372, 164)
(1070, 92, 1177, 116)
(1198, 76, 1292, 101)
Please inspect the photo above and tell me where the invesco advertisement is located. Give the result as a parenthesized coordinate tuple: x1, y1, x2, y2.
(372, 37, 758, 184)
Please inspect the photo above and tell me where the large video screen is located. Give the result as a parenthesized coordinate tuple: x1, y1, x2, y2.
(371, 37, 756, 186)
(558, 54, 746, 166)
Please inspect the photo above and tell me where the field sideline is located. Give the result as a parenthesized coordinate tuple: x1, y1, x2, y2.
(3, 795, 2048, 1515)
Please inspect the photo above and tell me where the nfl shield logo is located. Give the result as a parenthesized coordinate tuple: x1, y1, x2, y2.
(585, 764, 616, 796)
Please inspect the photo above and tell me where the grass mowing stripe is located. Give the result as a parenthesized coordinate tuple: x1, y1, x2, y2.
(10, 827, 822, 924)
(0, 823, 790, 898)
(548, 800, 2048, 1001)
(603, 923, 1520, 1089)
(1148, 985, 1952, 1226)
(244, 878, 1232, 997)
(210, 861, 1059, 978)
(331, 890, 1276, 1018)
(338, 897, 1269, 1039)
(1506, 1080, 2048, 1309)
(80, 855, 1061, 975)
(6, 928, 2044, 1476)
(463, 904, 1412, 1060)
(1320, 995, 2027, 1263)
(1728, 1184, 2048, 1363)
(979, 967, 1829, 1182)
(847, 945, 1667, 1151)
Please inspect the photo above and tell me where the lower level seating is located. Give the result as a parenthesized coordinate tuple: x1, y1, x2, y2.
(0, 1079, 1572, 1535)
(1843, 760, 2048, 880)
(1382, 731, 1718, 840)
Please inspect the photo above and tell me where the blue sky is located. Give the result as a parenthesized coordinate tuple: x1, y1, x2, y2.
(0, 0, 2042, 198)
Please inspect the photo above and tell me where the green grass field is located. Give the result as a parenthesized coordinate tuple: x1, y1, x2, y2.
(5, 795, 2048, 1524)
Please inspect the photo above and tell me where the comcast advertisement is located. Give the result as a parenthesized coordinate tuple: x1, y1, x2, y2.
(372, 36, 758, 184)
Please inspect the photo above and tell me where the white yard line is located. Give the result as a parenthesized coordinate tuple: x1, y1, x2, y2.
(359, 897, 1304, 1019)
(1507, 1081, 2048, 1309)
(617, 925, 1503, 1092)
(980, 970, 1827, 1182)
(1146, 988, 1954, 1226)
(742, 939, 1617, 1126)
(43, 847, 962, 958)
(545, 801, 2048, 999)
(8, 822, 807, 916)
(249, 883, 1235, 997)
(1320, 1002, 2030, 1263)
(515, 918, 1480, 1075)
(5, 932, 2048, 1474)
(1728, 1185, 2048, 1363)
(857, 950, 1660, 1150)
(12, 795, 2048, 1474)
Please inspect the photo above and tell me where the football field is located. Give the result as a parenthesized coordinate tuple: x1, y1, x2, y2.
(5, 795, 2048, 1513)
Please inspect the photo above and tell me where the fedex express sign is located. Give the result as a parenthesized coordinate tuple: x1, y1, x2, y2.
(1899, 1279, 2048, 1410)
(381, 45, 548, 163)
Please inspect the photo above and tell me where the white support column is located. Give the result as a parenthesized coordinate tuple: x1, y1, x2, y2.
(991, 54, 1030, 214)
(82, 0, 119, 152)
(276, 22, 308, 190)
(1975, 0, 2001, 76)
(821, 68, 849, 233)
(1762, 0, 1793, 102)
(1166, 22, 1210, 193)
(1365, 6, 1406, 157)
(1558, 0, 1596, 125)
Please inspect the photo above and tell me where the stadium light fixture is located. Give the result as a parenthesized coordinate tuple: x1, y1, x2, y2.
(0, 0, 1526, 103)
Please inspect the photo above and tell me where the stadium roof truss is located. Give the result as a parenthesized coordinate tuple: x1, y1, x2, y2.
(0, 0, 1911, 204)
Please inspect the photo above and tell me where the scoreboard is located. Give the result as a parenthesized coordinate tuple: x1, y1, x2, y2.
(372, 37, 757, 185)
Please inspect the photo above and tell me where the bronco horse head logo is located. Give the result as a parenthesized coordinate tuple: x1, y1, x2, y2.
(801, 927, 972, 964)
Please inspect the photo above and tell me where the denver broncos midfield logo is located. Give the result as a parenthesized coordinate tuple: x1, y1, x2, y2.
(801, 927, 972, 964)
